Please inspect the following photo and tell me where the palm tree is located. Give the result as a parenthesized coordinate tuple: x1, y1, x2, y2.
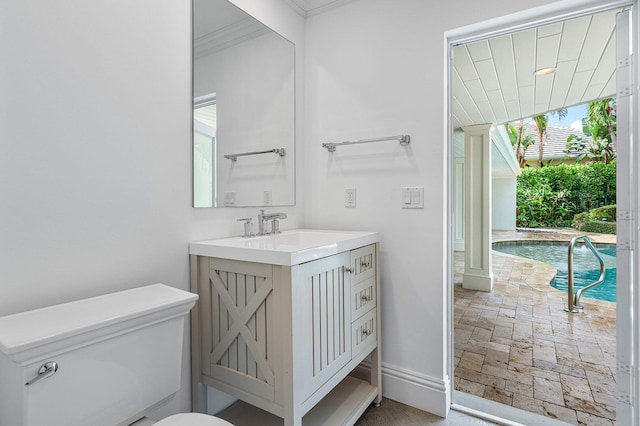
(505, 120, 535, 168)
(566, 98, 616, 164)
(532, 114, 548, 168)
(532, 109, 567, 167)
(585, 98, 616, 146)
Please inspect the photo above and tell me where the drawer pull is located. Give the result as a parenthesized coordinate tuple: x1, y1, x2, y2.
(361, 260, 371, 268)
(362, 328, 372, 337)
(344, 266, 354, 273)
(361, 294, 372, 302)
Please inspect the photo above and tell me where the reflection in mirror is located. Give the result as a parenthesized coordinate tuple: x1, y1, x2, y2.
(193, 0, 295, 208)
(194, 95, 217, 208)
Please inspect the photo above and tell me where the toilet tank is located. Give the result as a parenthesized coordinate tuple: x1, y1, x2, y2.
(0, 284, 198, 426)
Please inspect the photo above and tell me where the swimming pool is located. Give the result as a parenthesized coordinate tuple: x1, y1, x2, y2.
(492, 241, 617, 302)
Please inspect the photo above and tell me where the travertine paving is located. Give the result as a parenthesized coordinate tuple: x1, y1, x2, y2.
(454, 229, 617, 425)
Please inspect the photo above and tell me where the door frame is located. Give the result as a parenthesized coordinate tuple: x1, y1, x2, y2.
(443, 0, 638, 423)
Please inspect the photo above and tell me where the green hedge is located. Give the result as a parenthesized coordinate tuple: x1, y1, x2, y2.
(516, 162, 616, 228)
(572, 205, 617, 226)
(572, 205, 617, 234)
(576, 220, 617, 234)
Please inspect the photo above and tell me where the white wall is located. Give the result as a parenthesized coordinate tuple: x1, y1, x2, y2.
(304, 0, 557, 415)
(492, 178, 518, 230)
(0, 0, 187, 315)
(0, 0, 304, 420)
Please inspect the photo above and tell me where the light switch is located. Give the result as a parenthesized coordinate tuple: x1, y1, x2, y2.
(402, 187, 424, 209)
(402, 188, 412, 204)
(412, 189, 422, 205)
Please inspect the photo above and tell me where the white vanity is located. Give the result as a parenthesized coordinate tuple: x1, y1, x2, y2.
(189, 229, 381, 426)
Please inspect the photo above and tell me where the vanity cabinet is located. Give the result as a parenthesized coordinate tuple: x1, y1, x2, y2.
(190, 242, 381, 426)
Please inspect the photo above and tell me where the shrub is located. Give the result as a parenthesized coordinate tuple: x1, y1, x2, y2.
(576, 220, 617, 234)
(572, 205, 616, 228)
(572, 205, 616, 235)
(516, 162, 616, 228)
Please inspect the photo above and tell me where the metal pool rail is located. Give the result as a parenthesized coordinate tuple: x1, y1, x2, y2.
(564, 235, 606, 313)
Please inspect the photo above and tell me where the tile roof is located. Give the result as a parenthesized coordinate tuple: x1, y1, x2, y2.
(520, 121, 592, 161)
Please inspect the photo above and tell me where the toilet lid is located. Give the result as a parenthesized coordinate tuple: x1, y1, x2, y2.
(154, 413, 233, 426)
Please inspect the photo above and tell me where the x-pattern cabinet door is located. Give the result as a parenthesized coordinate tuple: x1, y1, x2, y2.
(202, 258, 276, 402)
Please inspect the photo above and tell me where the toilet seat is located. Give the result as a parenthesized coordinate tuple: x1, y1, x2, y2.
(154, 413, 233, 426)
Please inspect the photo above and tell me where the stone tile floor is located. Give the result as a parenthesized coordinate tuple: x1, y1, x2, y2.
(454, 229, 617, 425)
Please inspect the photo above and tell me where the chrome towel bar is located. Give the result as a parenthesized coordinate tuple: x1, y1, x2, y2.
(224, 148, 286, 162)
(322, 134, 410, 152)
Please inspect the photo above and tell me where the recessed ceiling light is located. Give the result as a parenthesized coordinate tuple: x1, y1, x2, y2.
(534, 67, 557, 76)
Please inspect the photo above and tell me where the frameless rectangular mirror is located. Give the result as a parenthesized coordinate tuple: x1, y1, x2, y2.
(193, 0, 296, 208)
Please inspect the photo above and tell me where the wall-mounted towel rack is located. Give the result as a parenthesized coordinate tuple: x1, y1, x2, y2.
(322, 134, 410, 152)
(224, 148, 286, 162)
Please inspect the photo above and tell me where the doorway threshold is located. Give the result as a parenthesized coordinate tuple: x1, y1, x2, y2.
(453, 391, 569, 426)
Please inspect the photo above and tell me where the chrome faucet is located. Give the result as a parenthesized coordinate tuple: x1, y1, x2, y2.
(257, 209, 287, 235)
(237, 217, 254, 238)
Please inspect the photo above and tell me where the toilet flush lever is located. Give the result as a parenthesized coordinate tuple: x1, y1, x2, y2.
(25, 361, 58, 386)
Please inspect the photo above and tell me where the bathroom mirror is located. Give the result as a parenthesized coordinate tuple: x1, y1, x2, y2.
(193, 0, 295, 208)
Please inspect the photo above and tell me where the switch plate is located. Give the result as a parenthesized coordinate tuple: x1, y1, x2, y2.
(345, 188, 356, 208)
(402, 187, 424, 209)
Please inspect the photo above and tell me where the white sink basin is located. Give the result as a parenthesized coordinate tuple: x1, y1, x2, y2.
(189, 229, 379, 266)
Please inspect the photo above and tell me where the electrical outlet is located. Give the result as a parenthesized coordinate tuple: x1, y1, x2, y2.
(263, 190, 273, 206)
(224, 191, 236, 206)
(345, 188, 356, 208)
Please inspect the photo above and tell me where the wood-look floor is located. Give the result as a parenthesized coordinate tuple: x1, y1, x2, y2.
(355, 398, 497, 425)
(216, 398, 498, 425)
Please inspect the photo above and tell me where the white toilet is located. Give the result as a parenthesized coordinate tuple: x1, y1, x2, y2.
(0, 283, 232, 426)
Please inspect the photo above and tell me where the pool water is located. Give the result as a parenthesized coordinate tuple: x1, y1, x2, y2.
(492, 241, 617, 302)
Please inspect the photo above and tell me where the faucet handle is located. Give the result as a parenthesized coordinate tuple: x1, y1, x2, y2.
(271, 218, 281, 234)
(237, 218, 254, 238)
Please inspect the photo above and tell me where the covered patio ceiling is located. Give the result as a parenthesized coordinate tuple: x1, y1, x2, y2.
(453, 7, 621, 129)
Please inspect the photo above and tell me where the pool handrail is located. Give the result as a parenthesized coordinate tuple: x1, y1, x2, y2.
(564, 235, 606, 313)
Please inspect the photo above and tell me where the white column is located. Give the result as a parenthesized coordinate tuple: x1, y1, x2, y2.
(462, 124, 493, 291)
(453, 157, 465, 251)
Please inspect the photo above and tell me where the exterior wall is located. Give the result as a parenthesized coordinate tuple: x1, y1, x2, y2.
(492, 178, 518, 230)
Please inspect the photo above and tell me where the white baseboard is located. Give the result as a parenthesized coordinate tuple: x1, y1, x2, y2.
(208, 362, 451, 419)
(354, 362, 450, 417)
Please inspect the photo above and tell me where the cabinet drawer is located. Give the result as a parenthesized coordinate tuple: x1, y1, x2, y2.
(352, 308, 377, 357)
(351, 276, 376, 320)
(350, 244, 376, 284)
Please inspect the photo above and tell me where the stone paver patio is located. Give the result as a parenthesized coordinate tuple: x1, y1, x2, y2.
(454, 229, 617, 425)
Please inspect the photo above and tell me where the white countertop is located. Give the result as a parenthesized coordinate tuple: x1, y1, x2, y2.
(189, 229, 379, 266)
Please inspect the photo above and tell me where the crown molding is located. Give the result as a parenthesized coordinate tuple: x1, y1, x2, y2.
(304, 0, 358, 17)
(282, 0, 307, 17)
(194, 17, 270, 59)
(282, 0, 358, 18)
